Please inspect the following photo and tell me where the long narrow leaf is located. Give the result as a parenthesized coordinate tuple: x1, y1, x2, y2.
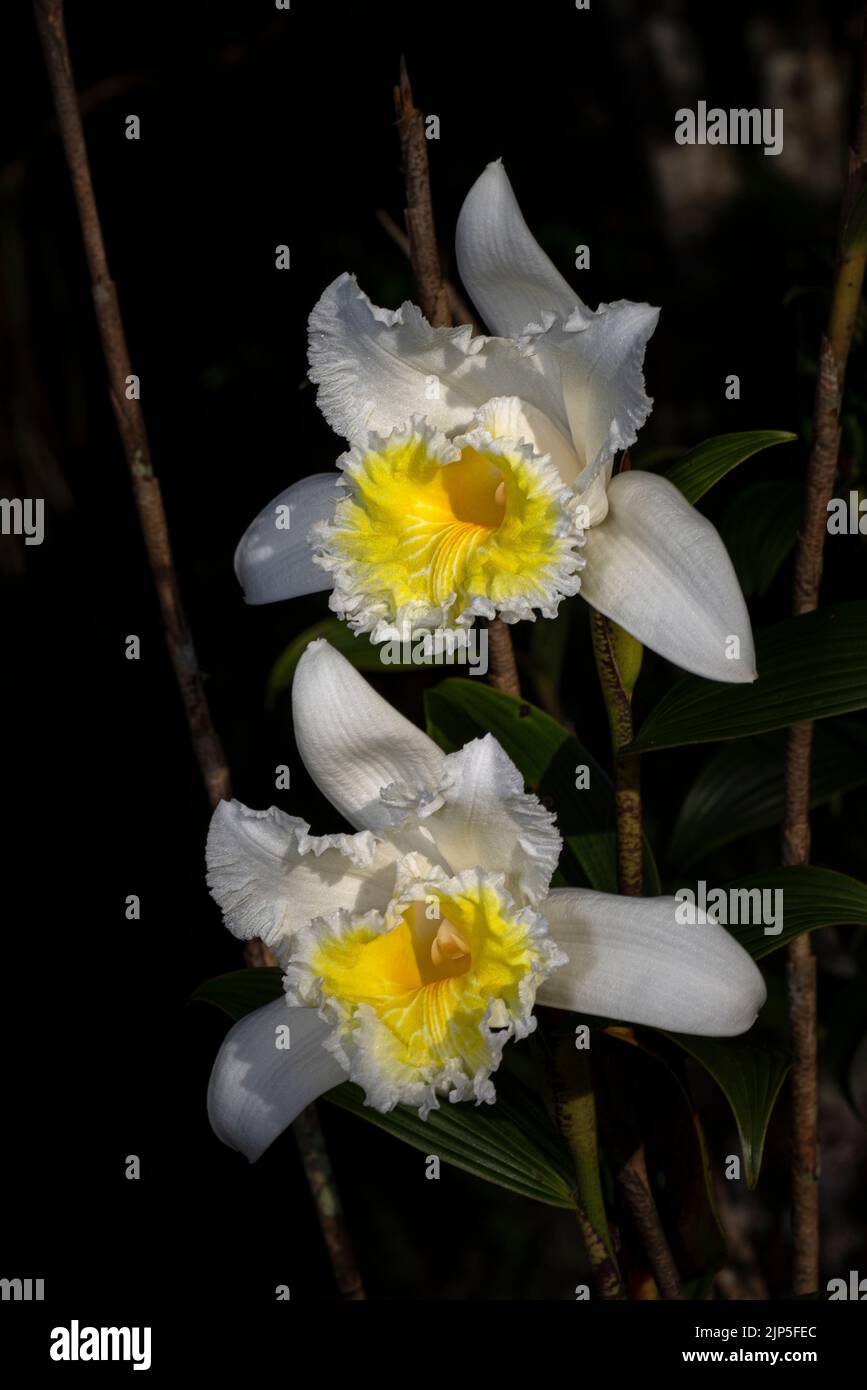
(630, 603, 867, 753)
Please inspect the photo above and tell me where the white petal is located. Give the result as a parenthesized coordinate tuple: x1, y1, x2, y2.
(529, 300, 660, 488)
(207, 999, 345, 1162)
(580, 470, 757, 683)
(292, 639, 445, 831)
(308, 272, 569, 444)
(234, 473, 340, 605)
(455, 160, 580, 338)
(472, 395, 581, 484)
(538, 888, 766, 1036)
(206, 800, 401, 963)
(388, 734, 561, 906)
(574, 468, 613, 527)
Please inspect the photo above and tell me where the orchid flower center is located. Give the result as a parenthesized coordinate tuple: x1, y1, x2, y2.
(304, 874, 547, 1081)
(394, 445, 508, 606)
(430, 917, 472, 969)
(339, 441, 508, 608)
(316, 427, 584, 633)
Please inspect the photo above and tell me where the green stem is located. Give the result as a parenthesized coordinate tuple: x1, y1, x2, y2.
(588, 612, 688, 1297)
(590, 610, 644, 896)
(547, 1029, 625, 1299)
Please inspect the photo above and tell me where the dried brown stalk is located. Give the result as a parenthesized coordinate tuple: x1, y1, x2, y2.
(616, 1145, 684, 1300)
(393, 57, 451, 329)
(487, 618, 522, 697)
(391, 60, 519, 699)
(34, 0, 364, 1300)
(374, 207, 481, 333)
(781, 8, 867, 1296)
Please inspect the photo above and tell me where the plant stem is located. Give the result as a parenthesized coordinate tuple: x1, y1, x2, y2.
(393, 57, 450, 328)
(615, 1146, 684, 1300)
(374, 207, 481, 332)
(548, 1035, 625, 1299)
(590, 608, 685, 1296)
(781, 6, 867, 1296)
(291, 1106, 366, 1300)
(34, 0, 364, 1301)
(589, 610, 643, 896)
(488, 618, 522, 696)
(390, 60, 523, 700)
(33, 0, 230, 808)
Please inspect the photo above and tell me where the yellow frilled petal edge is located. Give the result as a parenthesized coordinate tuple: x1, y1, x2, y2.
(310, 418, 585, 640)
(284, 868, 567, 1117)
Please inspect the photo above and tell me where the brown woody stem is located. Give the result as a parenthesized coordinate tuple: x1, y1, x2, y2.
(34, 0, 364, 1300)
(390, 60, 522, 700)
(374, 207, 481, 333)
(487, 618, 522, 697)
(393, 57, 450, 329)
(615, 1146, 684, 1300)
(781, 6, 867, 1295)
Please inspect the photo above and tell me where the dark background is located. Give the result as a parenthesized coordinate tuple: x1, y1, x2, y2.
(3, 0, 866, 1314)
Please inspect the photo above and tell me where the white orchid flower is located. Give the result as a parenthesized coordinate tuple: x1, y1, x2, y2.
(205, 641, 765, 1161)
(235, 160, 756, 684)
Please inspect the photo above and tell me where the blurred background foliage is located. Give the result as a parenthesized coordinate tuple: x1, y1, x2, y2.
(3, 0, 866, 1299)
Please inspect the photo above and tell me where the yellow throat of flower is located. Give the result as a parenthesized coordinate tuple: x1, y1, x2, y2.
(308, 877, 543, 1079)
(318, 427, 581, 631)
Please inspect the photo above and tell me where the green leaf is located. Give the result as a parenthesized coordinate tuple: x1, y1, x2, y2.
(668, 720, 867, 868)
(718, 866, 867, 960)
(525, 595, 577, 722)
(190, 967, 283, 1019)
(265, 618, 411, 711)
(662, 1033, 790, 1188)
(664, 430, 797, 505)
(325, 1072, 578, 1209)
(629, 444, 687, 473)
(630, 603, 867, 753)
(425, 678, 660, 894)
(192, 968, 579, 1209)
(718, 478, 804, 598)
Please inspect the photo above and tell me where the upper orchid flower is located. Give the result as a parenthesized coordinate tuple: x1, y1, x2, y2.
(205, 641, 765, 1161)
(234, 160, 756, 684)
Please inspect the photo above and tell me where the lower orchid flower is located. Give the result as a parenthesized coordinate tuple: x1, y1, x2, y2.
(205, 641, 765, 1161)
(234, 160, 755, 684)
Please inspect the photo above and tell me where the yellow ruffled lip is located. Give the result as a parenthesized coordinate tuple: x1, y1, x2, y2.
(310, 880, 532, 1048)
(286, 868, 566, 1114)
(311, 420, 585, 637)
